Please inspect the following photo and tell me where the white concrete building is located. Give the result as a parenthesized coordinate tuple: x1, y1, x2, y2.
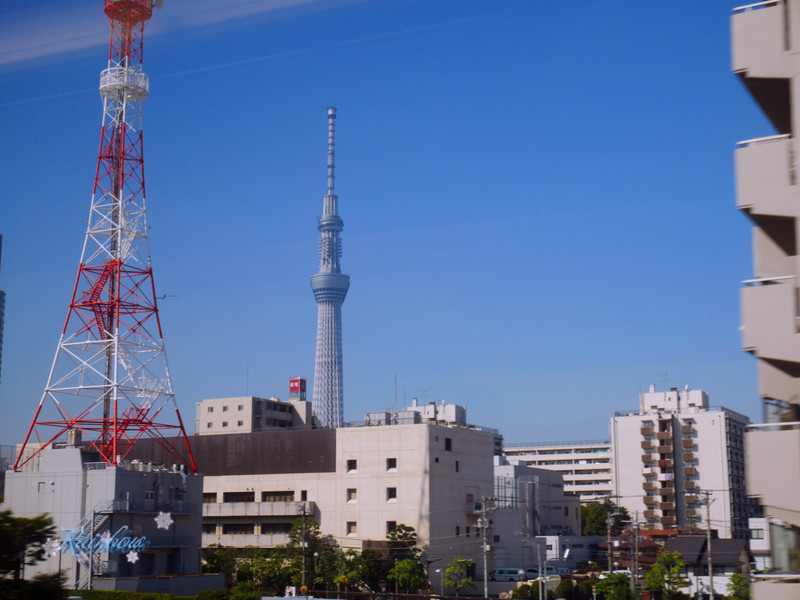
(2, 441, 219, 595)
(503, 440, 612, 502)
(133, 421, 496, 571)
(195, 395, 315, 435)
(610, 385, 750, 539)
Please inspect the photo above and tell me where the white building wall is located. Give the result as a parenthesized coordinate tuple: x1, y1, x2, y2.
(611, 386, 749, 538)
(503, 441, 612, 502)
(200, 423, 495, 567)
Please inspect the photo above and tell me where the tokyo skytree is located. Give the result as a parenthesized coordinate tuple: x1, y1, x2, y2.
(311, 107, 349, 428)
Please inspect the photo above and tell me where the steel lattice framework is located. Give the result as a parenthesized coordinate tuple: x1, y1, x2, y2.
(14, 0, 196, 472)
(311, 108, 349, 428)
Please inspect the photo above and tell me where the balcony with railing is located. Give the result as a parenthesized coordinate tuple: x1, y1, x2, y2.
(732, 1, 790, 77)
(741, 276, 800, 362)
(656, 432, 672, 441)
(746, 422, 800, 529)
(203, 500, 316, 519)
(736, 135, 796, 215)
(682, 452, 695, 462)
(641, 426, 654, 436)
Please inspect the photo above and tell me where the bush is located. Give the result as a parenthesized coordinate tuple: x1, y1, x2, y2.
(195, 589, 231, 600)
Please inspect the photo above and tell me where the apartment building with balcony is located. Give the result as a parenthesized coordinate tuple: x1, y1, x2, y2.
(732, 1, 800, 596)
(502, 440, 612, 502)
(610, 386, 750, 539)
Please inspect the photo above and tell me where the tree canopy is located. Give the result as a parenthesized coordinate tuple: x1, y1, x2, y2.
(581, 502, 631, 536)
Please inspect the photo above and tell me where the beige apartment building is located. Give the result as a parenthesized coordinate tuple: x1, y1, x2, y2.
(503, 440, 612, 503)
(732, 1, 800, 597)
(611, 386, 750, 539)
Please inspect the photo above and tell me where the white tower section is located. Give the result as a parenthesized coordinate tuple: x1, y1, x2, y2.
(311, 107, 350, 428)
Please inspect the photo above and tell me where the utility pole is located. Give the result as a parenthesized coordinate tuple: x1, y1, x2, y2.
(701, 490, 715, 600)
(606, 498, 614, 573)
(477, 496, 496, 600)
(630, 513, 639, 599)
(299, 502, 307, 595)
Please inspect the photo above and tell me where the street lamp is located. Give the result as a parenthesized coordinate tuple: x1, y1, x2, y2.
(435, 568, 444, 597)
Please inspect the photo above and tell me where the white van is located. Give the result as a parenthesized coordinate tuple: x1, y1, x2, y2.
(488, 568, 524, 582)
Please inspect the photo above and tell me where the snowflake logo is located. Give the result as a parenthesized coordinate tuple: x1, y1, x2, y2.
(42, 538, 61, 558)
(126, 550, 139, 564)
(100, 531, 112, 546)
(154, 511, 173, 530)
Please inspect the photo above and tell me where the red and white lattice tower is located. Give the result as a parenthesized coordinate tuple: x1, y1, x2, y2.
(14, 0, 196, 472)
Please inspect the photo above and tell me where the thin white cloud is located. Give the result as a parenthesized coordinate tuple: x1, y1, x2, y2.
(0, 0, 348, 68)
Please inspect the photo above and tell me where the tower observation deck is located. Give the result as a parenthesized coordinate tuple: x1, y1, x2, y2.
(311, 107, 349, 428)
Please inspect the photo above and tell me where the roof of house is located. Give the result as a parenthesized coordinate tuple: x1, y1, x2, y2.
(663, 536, 752, 566)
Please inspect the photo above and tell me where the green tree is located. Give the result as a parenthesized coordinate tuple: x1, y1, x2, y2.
(553, 578, 573, 599)
(387, 523, 422, 561)
(510, 582, 553, 599)
(202, 544, 237, 587)
(726, 572, 749, 600)
(644, 550, 689, 599)
(0, 510, 57, 581)
(388, 558, 425, 592)
(444, 556, 474, 597)
(581, 502, 631, 536)
(595, 573, 632, 600)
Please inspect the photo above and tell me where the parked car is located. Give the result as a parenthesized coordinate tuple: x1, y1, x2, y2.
(524, 566, 560, 579)
(488, 568, 525, 581)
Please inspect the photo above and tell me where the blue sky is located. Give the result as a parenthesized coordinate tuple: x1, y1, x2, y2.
(0, 0, 771, 446)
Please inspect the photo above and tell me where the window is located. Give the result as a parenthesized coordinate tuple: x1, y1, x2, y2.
(223, 405, 229, 412)
(455, 526, 460, 536)
(386, 457, 397, 471)
(493, 534, 500, 543)
(206, 422, 212, 428)
(466, 526, 470, 536)
(38, 482, 46, 493)
(445, 438, 452, 451)
(203, 493, 217, 504)
(261, 523, 292, 534)
(202, 523, 216, 534)
(207, 406, 213, 413)
(223, 491, 255, 503)
(347, 459, 357, 472)
(144, 490, 155, 500)
(387, 521, 397, 535)
(222, 421, 228, 427)
(222, 523, 252, 535)
(262, 491, 294, 502)
(347, 488, 358, 502)
(238, 404, 244, 411)
(301, 490, 308, 501)
(435, 457, 440, 463)
(386, 487, 397, 501)
(346, 521, 357, 536)
(466, 493, 474, 503)
(750, 528, 765, 540)
(455, 460, 459, 472)
(237, 420, 243, 426)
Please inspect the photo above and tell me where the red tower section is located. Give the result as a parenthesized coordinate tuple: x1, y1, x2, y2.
(14, 0, 196, 472)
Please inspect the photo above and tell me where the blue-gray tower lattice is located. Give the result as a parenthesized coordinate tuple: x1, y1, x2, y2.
(311, 107, 350, 428)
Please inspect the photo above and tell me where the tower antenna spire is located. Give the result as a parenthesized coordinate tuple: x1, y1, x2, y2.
(14, 0, 195, 472)
(311, 107, 350, 428)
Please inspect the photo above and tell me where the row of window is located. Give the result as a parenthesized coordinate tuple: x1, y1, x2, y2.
(347, 487, 397, 502)
(346, 457, 397, 472)
(203, 522, 294, 535)
(204, 490, 307, 503)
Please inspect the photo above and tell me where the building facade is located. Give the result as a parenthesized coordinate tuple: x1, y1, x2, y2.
(610, 386, 750, 539)
(2, 443, 217, 595)
(503, 440, 612, 503)
(732, 2, 800, 597)
(195, 395, 315, 435)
